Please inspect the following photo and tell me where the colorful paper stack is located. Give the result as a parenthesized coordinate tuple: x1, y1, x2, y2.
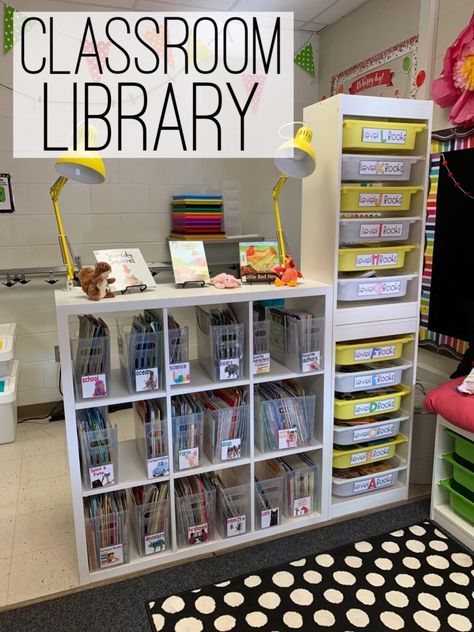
(170, 194, 224, 240)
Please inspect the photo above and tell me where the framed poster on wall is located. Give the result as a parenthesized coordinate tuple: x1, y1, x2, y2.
(330, 35, 419, 99)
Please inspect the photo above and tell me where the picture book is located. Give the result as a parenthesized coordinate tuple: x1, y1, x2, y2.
(93, 249, 156, 292)
(239, 241, 280, 283)
(169, 240, 210, 285)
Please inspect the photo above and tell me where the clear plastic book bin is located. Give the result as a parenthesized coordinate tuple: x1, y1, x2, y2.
(77, 410, 118, 490)
(172, 412, 204, 471)
(254, 464, 283, 530)
(270, 317, 324, 373)
(0, 322, 16, 379)
(339, 218, 417, 245)
(335, 359, 412, 392)
(332, 457, 406, 497)
(341, 154, 423, 181)
(204, 404, 249, 464)
(72, 336, 110, 401)
(253, 320, 271, 375)
(333, 411, 408, 445)
(85, 502, 129, 572)
(117, 322, 162, 394)
(129, 487, 170, 557)
(134, 403, 169, 480)
(337, 273, 416, 302)
(255, 393, 316, 453)
(175, 484, 216, 548)
(195, 306, 244, 382)
(215, 473, 250, 539)
(169, 326, 191, 385)
(279, 456, 318, 519)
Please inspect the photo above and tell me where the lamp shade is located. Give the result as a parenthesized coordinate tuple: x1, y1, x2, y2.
(55, 151, 106, 184)
(274, 125, 316, 178)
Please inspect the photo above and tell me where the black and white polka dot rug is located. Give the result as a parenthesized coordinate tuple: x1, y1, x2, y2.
(148, 521, 473, 631)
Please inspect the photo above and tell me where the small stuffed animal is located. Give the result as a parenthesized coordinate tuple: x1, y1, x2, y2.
(78, 262, 116, 301)
(272, 255, 303, 287)
(210, 273, 241, 289)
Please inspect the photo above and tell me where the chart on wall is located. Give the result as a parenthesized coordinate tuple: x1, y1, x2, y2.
(419, 133, 474, 358)
(330, 35, 419, 99)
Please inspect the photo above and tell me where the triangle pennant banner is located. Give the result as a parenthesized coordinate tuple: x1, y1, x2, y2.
(144, 28, 175, 70)
(242, 75, 266, 113)
(3, 4, 14, 53)
(294, 41, 315, 77)
(83, 40, 111, 82)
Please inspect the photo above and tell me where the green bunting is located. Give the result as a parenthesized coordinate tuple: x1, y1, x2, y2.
(294, 41, 315, 77)
(4, 4, 14, 53)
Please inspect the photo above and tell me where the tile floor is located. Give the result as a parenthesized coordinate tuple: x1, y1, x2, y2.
(0, 409, 133, 608)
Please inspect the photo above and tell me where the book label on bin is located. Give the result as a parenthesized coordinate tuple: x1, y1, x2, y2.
(145, 532, 166, 555)
(178, 447, 199, 470)
(358, 160, 404, 177)
(357, 281, 401, 297)
(353, 345, 396, 362)
(278, 427, 297, 450)
(353, 397, 396, 416)
(221, 438, 241, 461)
(187, 522, 208, 545)
(147, 456, 169, 479)
(253, 353, 270, 374)
(219, 358, 240, 380)
(353, 371, 396, 389)
(352, 472, 394, 494)
(361, 127, 407, 144)
(170, 362, 191, 384)
(302, 351, 320, 372)
(261, 507, 280, 529)
(99, 544, 123, 568)
(227, 514, 246, 537)
(81, 373, 107, 398)
(352, 423, 394, 442)
(89, 463, 114, 488)
(359, 222, 404, 239)
(135, 367, 159, 391)
(293, 496, 311, 517)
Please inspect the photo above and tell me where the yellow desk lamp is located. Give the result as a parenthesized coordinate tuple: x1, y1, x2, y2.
(50, 130, 106, 289)
(273, 124, 316, 266)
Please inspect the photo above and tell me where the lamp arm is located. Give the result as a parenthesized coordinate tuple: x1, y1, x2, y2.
(50, 175, 76, 285)
(272, 174, 288, 264)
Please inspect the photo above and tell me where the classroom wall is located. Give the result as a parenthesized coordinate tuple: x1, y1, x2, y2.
(0, 1, 318, 405)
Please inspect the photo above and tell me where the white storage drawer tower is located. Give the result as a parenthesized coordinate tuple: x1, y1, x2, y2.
(0, 323, 19, 444)
(301, 94, 433, 519)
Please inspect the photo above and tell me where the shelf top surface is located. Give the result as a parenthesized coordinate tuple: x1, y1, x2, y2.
(55, 280, 331, 314)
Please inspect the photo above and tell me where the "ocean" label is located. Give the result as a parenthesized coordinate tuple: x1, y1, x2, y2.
(361, 127, 407, 144)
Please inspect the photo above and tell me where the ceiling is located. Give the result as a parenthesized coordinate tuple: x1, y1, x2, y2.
(47, 0, 369, 32)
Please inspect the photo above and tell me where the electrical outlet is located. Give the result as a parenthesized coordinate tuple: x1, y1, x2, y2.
(54, 345, 61, 363)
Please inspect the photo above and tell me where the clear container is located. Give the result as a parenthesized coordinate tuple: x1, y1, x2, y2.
(339, 217, 417, 244)
(85, 508, 129, 572)
(72, 336, 111, 401)
(204, 404, 249, 464)
(134, 403, 169, 479)
(335, 359, 412, 392)
(169, 327, 191, 385)
(255, 394, 316, 453)
(77, 411, 118, 489)
(196, 307, 244, 382)
(333, 412, 408, 445)
(280, 458, 318, 518)
(341, 154, 423, 181)
(332, 457, 405, 497)
(270, 316, 324, 373)
(118, 324, 162, 393)
(216, 482, 251, 538)
(337, 273, 416, 301)
(253, 320, 271, 375)
(254, 473, 284, 530)
(175, 487, 216, 548)
(172, 413, 204, 471)
(129, 489, 170, 557)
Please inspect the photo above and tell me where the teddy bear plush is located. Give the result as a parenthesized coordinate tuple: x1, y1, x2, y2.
(78, 262, 116, 301)
(210, 273, 241, 289)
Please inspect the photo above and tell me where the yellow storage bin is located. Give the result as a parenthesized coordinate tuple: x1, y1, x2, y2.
(341, 185, 422, 212)
(338, 245, 415, 272)
(333, 434, 406, 469)
(334, 385, 411, 420)
(342, 119, 426, 151)
(336, 336, 413, 366)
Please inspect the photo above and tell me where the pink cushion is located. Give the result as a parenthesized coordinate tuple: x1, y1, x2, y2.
(424, 377, 474, 432)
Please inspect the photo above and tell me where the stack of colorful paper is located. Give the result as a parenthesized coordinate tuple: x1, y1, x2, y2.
(170, 195, 224, 240)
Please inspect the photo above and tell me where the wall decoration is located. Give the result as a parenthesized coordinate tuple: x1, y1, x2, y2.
(0, 173, 14, 213)
(3, 3, 13, 53)
(83, 40, 111, 83)
(432, 12, 474, 128)
(242, 74, 266, 113)
(294, 41, 315, 78)
(330, 35, 418, 99)
(419, 132, 474, 359)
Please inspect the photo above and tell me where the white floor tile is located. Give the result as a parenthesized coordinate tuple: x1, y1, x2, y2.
(12, 506, 75, 555)
(0, 517, 15, 559)
(20, 450, 69, 484)
(16, 475, 71, 515)
(0, 557, 11, 608)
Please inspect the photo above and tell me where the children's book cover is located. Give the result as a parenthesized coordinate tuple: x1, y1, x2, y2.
(169, 240, 210, 285)
(94, 248, 156, 291)
(239, 242, 279, 283)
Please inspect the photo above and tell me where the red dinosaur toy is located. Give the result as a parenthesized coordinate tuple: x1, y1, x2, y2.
(273, 255, 303, 287)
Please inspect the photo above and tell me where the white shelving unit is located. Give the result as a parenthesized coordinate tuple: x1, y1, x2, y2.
(430, 416, 474, 550)
(55, 280, 333, 585)
(300, 94, 433, 519)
